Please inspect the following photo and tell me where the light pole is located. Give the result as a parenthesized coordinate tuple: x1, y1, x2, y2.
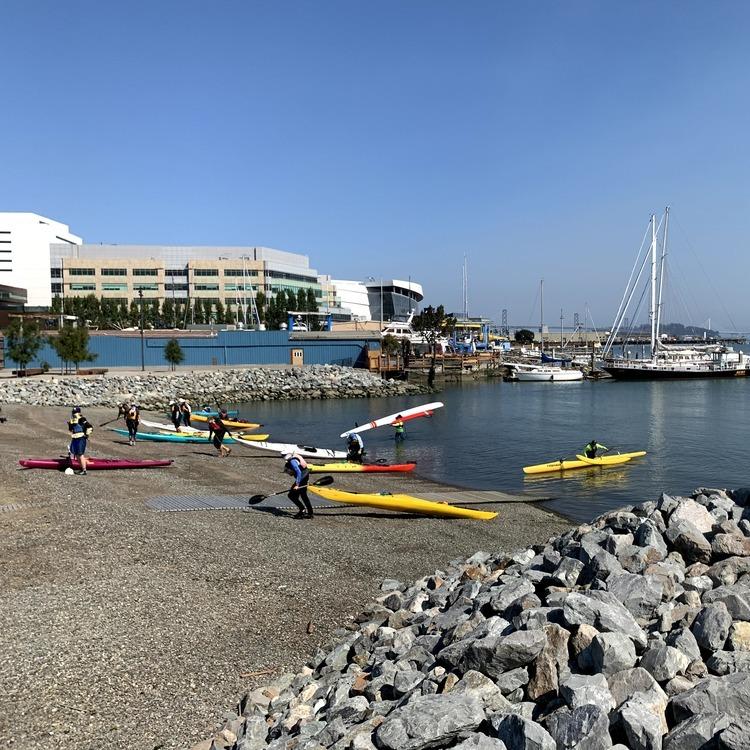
(138, 288, 145, 371)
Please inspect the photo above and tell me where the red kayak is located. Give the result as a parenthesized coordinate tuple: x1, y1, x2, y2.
(19, 457, 174, 471)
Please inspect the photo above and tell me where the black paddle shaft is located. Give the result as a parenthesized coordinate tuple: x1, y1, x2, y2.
(247, 475, 334, 506)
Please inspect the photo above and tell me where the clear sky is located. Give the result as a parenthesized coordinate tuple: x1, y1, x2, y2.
(3, 1, 749, 330)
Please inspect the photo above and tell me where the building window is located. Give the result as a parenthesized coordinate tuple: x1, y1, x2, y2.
(70, 283, 96, 291)
(223, 269, 259, 277)
(133, 268, 158, 276)
(102, 283, 128, 291)
(166, 268, 187, 276)
(193, 269, 219, 277)
(50, 267, 62, 278)
(101, 268, 128, 276)
(224, 283, 256, 292)
(165, 283, 189, 292)
(51, 283, 62, 293)
(133, 283, 159, 291)
(69, 268, 95, 276)
(194, 283, 219, 291)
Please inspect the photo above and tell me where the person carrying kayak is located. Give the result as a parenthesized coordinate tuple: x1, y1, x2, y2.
(344, 432, 365, 463)
(393, 415, 406, 444)
(584, 439, 608, 458)
(283, 452, 313, 519)
(68, 406, 94, 475)
(207, 414, 232, 458)
(125, 403, 140, 446)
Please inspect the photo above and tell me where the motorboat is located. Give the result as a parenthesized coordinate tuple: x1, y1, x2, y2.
(509, 362, 584, 382)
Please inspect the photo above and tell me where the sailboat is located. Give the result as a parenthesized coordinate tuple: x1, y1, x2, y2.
(602, 207, 749, 380)
(511, 280, 584, 382)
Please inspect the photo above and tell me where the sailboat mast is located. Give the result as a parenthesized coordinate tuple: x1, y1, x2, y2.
(655, 206, 669, 346)
(540, 279, 544, 353)
(649, 214, 657, 359)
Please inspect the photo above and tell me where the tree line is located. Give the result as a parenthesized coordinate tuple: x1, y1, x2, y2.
(49, 288, 319, 330)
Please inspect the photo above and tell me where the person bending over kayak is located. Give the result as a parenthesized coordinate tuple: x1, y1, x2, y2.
(584, 439, 608, 458)
(207, 415, 232, 458)
(283, 452, 313, 519)
(344, 432, 365, 463)
(68, 406, 94, 475)
(125, 403, 140, 446)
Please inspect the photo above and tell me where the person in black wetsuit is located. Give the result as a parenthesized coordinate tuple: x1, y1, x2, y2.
(124, 403, 140, 445)
(583, 439, 608, 458)
(207, 415, 232, 457)
(283, 453, 313, 519)
(169, 402, 181, 430)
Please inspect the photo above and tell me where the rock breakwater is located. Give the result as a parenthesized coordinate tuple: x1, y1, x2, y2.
(202, 487, 750, 749)
(0, 366, 424, 409)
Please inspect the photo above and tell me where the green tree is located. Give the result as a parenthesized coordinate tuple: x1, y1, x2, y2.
(164, 338, 184, 371)
(202, 299, 213, 324)
(514, 329, 535, 345)
(224, 301, 235, 325)
(285, 290, 297, 314)
(118, 300, 129, 326)
(4, 318, 44, 375)
(161, 298, 175, 328)
(214, 300, 225, 324)
(265, 294, 286, 330)
(50, 324, 97, 372)
(296, 288, 308, 312)
(193, 301, 204, 324)
(50, 296, 63, 315)
(381, 334, 400, 355)
(129, 300, 140, 327)
(255, 291, 267, 323)
(412, 305, 456, 387)
(305, 288, 318, 313)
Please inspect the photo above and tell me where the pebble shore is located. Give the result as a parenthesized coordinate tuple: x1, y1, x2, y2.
(199, 486, 750, 750)
(0, 365, 425, 409)
(0, 396, 569, 750)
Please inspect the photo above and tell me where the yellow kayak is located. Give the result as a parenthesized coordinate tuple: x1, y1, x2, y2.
(309, 486, 497, 520)
(575, 454, 632, 466)
(191, 413, 262, 430)
(523, 451, 646, 474)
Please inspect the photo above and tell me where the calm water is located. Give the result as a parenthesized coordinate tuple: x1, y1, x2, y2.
(231, 377, 750, 524)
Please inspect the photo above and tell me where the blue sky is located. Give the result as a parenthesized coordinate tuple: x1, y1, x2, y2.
(3, 1, 749, 330)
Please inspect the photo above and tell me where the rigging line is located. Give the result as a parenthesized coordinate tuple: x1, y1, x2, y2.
(671, 216, 740, 332)
(665, 259, 698, 330)
(526, 283, 540, 330)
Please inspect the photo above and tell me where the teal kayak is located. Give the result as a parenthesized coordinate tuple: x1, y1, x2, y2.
(176, 409, 239, 418)
(112, 428, 239, 444)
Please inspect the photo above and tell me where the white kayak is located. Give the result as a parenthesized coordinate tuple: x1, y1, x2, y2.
(234, 437, 347, 459)
(140, 418, 201, 434)
(339, 401, 444, 438)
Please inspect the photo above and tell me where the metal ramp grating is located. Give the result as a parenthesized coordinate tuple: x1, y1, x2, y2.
(146, 494, 337, 512)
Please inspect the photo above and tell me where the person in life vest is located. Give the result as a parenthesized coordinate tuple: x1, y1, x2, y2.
(344, 432, 365, 463)
(124, 403, 140, 446)
(207, 414, 232, 457)
(584, 439, 607, 459)
(68, 406, 93, 475)
(393, 415, 406, 444)
(283, 453, 313, 519)
(179, 398, 192, 427)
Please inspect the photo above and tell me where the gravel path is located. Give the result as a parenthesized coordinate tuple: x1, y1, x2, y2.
(0, 404, 571, 750)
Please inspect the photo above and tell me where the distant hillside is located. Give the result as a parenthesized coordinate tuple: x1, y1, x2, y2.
(633, 322, 718, 338)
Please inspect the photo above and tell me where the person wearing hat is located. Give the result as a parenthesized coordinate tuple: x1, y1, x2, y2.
(169, 401, 181, 430)
(283, 453, 313, 519)
(68, 406, 93, 475)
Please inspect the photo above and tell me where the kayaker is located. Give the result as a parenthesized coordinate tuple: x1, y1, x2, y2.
(344, 432, 365, 463)
(125, 403, 140, 446)
(393, 415, 406, 444)
(68, 406, 93, 475)
(584, 439, 608, 458)
(169, 401, 181, 429)
(207, 414, 232, 458)
(201, 404, 212, 413)
(179, 398, 192, 427)
(283, 452, 313, 519)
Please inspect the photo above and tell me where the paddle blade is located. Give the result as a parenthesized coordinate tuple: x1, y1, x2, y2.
(312, 476, 334, 487)
(248, 494, 267, 506)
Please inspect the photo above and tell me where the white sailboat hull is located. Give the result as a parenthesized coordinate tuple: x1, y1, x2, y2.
(511, 364, 584, 382)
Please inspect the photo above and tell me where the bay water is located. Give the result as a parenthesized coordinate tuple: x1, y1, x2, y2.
(232, 377, 750, 524)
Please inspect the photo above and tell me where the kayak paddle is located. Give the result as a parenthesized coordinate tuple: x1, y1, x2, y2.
(248, 475, 334, 506)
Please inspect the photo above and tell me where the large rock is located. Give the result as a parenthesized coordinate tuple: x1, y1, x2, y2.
(691, 602, 732, 651)
(670, 673, 750, 724)
(606, 573, 664, 621)
(608, 668, 668, 733)
(562, 592, 647, 648)
(374, 693, 486, 750)
(639, 644, 690, 682)
(491, 714, 555, 750)
(589, 633, 637, 676)
(559, 673, 615, 714)
(459, 631, 548, 680)
(618, 698, 664, 750)
(543, 704, 612, 750)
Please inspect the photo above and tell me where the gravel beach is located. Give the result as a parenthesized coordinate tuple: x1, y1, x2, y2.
(0, 403, 571, 750)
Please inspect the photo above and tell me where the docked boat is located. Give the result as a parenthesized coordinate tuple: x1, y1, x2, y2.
(602, 208, 750, 380)
(510, 362, 584, 382)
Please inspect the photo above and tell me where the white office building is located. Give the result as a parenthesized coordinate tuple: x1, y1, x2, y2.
(0, 213, 81, 308)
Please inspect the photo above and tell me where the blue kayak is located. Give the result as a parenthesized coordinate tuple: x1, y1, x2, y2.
(112, 428, 240, 444)
(184, 409, 239, 418)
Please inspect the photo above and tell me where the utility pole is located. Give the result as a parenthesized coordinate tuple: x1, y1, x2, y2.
(138, 288, 145, 371)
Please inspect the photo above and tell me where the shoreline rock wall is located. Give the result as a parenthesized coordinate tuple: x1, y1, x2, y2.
(0, 366, 426, 409)
(201, 487, 750, 749)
